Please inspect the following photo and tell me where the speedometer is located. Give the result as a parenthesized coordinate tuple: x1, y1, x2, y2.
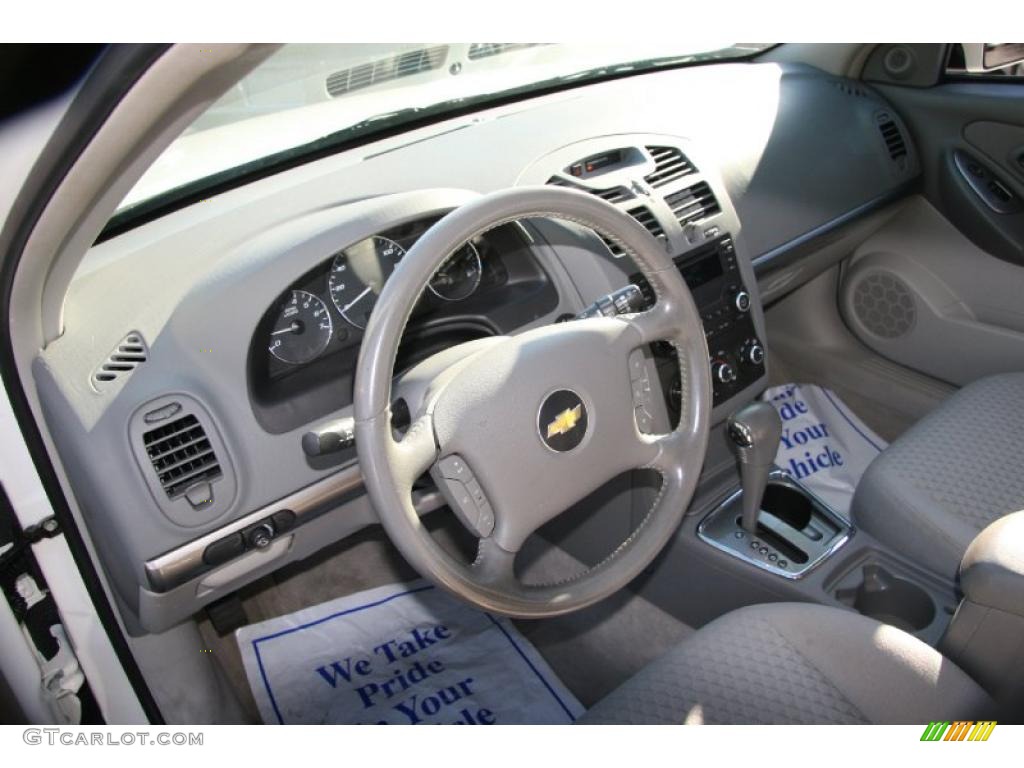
(328, 236, 405, 329)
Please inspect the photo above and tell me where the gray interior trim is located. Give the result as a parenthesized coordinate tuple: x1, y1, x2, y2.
(144, 465, 361, 592)
(753, 184, 915, 275)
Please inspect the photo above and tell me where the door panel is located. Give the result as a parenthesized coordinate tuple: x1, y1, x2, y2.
(877, 80, 1024, 266)
(840, 195, 1024, 386)
(841, 49, 1024, 385)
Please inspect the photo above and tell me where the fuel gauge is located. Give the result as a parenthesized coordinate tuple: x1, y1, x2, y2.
(429, 242, 483, 302)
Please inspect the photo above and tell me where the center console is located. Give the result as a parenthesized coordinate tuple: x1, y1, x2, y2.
(632, 234, 766, 408)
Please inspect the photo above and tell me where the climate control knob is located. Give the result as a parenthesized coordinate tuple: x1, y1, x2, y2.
(734, 290, 751, 313)
(712, 360, 737, 385)
(742, 340, 765, 366)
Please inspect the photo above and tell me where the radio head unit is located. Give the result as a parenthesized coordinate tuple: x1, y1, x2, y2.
(631, 234, 765, 407)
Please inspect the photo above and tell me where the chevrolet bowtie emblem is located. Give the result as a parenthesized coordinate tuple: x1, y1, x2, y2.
(546, 404, 583, 439)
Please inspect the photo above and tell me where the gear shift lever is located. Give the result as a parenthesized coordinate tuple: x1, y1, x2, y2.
(727, 401, 783, 534)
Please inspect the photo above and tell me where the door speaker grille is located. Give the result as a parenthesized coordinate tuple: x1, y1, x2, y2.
(852, 272, 916, 339)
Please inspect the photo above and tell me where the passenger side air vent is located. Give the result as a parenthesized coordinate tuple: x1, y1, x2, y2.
(93, 332, 147, 389)
(326, 46, 448, 97)
(877, 115, 908, 162)
(143, 414, 222, 500)
(644, 146, 696, 187)
(665, 181, 721, 227)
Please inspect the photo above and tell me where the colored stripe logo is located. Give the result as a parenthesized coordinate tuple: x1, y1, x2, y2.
(920, 721, 997, 741)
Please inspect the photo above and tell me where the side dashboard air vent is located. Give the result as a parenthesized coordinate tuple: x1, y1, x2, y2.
(93, 332, 147, 389)
(326, 46, 448, 97)
(143, 414, 222, 500)
(644, 146, 696, 187)
(664, 181, 721, 227)
(877, 115, 908, 162)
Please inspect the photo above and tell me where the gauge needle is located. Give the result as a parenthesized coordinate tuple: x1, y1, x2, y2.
(271, 322, 299, 335)
(341, 286, 372, 313)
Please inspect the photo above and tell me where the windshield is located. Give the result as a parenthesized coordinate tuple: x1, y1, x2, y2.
(117, 43, 771, 216)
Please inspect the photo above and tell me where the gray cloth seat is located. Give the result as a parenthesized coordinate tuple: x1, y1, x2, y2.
(581, 602, 992, 724)
(853, 373, 1024, 580)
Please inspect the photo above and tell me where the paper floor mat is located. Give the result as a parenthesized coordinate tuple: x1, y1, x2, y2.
(237, 580, 583, 725)
(763, 383, 888, 517)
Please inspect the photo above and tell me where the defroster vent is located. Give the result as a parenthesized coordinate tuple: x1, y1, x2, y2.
(143, 414, 222, 499)
(94, 332, 147, 389)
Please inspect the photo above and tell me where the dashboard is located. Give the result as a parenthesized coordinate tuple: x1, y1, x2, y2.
(33, 61, 919, 634)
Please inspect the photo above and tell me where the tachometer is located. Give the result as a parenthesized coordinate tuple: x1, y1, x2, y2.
(329, 236, 406, 329)
(268, 290, 333, 365)
(429, 242, 483, 302)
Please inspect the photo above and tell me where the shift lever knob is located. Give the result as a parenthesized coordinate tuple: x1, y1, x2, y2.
(727, 401, 783, 534)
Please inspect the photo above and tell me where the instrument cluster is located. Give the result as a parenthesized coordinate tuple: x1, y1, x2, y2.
(264, 220, 492, 371)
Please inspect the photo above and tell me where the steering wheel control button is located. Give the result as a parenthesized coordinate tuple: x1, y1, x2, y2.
(628, 349, 646, 379)
(430, 454, 495, 537)
(437, 455, 471, 482)
(538, 389, 588, 452)
(203, 533, 245, 567)
(628, 350, 656, 434)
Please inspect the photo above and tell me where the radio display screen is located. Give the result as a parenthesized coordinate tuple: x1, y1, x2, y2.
(680, 254, 723, 288)
(679, 253, 725, 305)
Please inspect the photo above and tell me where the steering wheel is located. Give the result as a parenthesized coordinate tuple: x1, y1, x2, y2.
(353, 186, 711, 617)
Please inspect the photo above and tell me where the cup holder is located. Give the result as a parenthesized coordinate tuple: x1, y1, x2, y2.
(836, 564, 936, 632)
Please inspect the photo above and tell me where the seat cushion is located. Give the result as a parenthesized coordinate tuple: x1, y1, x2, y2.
(852, 373, 1024, 580)
(580, 603, 992, 725)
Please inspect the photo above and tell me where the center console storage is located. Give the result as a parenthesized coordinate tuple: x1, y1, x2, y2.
(827, 556, 957, 646)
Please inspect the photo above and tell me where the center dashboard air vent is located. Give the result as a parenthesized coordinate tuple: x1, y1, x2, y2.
(664, 181, 721, 227)
(546, 175, 664, 256)
(143, 414, 222, 500)
(644, 146, 696, 188)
